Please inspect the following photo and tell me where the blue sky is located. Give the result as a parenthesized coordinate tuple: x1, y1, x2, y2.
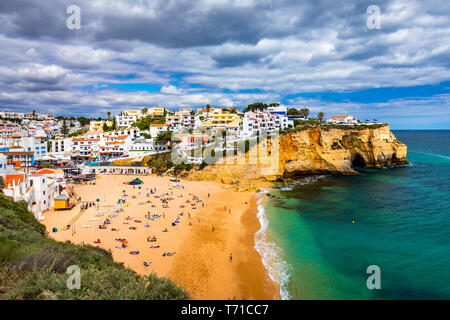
(0, 0, 449, 129)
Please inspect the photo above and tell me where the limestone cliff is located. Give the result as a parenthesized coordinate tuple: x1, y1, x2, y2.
(188, 125, 408, 189)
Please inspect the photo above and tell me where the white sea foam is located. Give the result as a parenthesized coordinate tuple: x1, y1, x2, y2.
(254, 190, 292, 300)
(254, 176, 327, 300)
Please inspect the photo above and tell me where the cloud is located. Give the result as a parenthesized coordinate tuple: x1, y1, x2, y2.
(0, 0, 448, 128)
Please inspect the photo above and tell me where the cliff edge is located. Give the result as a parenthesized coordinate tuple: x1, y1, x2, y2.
(188, 124, 408, 189)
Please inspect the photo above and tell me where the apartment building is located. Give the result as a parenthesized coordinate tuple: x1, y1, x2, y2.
(242, 111, 293, 136)
(201, 110, 241, 137)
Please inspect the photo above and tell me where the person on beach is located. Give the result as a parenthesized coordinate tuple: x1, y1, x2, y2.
(229, 253, 232, 262)
(212, 225, 215, 232)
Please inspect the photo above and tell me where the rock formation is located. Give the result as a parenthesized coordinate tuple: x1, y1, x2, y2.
(188, 125, 408, 189)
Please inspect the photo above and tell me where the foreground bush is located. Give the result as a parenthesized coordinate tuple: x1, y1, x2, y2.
(0, 193, 189, 300)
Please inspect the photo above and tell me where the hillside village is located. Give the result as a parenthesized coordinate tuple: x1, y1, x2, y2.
(0, 104, 375, 220)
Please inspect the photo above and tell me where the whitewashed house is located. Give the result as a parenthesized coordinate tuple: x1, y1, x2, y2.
(326, 116, 358, 125)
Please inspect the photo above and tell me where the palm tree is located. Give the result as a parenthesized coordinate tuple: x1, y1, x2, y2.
(107, 111, 111, 119)
(300, 108, 310, 119)
(317, 112, 325, 123)
(142, 108, 148, 115)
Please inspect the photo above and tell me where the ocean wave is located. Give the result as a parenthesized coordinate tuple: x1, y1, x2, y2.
(254, 192, 292, 300)
(276, 175, 326, 191)
(420, 152, 450, 161)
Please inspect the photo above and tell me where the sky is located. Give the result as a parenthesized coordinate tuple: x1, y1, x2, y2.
(0, 0, 449, 129)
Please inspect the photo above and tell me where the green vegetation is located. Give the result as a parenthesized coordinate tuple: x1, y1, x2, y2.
(102, 118, 116, 132)
(77, 117, 91, 126)
(132, 115, 165, 130)
(281, 121, 388, 135)
(0, 193, 189, 300)
(155, 131, 173, 145)
(68, 129, 88, 137)
(144, 152, 174, 175)
(317, 112, 325, 123)
(288, 107, 310, 118)
(0, 116, 22, 124)
(172, 163, 193, 176)
(243, 102, 269, 113)
(320, 123, 388, 131)
(61, 120, 69, 136)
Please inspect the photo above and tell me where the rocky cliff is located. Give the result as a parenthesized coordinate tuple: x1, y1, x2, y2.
(188, 125, 408, 189)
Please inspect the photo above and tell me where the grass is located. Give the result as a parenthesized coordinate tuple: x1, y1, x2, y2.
(280, 122, 388, 135)
(0, 193, 190, 300)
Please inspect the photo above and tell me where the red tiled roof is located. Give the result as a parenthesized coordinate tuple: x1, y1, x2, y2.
(4, 174, 26, 187)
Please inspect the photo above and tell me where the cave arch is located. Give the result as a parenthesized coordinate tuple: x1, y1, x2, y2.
(352, 153, 366, 168)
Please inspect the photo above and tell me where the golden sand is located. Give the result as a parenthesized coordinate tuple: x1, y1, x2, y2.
(41, 174, 279, 300)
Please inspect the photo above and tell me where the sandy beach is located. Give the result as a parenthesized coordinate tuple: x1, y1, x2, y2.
(41, 174, 279, 300)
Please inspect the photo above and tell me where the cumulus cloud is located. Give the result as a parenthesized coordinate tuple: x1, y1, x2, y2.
(0, 0, 448, 128)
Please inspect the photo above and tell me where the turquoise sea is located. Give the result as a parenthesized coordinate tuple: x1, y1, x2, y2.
(257, 130, 450, 299)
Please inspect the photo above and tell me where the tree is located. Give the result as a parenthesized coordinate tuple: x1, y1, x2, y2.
(102, 123, 109, 132)
(107, 111, 111, 119)
(243, 102, 268, 113)
(206, 104, 211, 112)
(61, 120, 69, 136)
(0, 176, 4, 190)
(317, 112, 325, 123)
(155, 131, 173, 145)
(287, 108, 301, 116)
(269, 103, 280, 108)
(142, 108, 148, 115)
(78, 117, 91, 126)
(68, 129, 88, 137)
(132, 115, 165, 130)
(300, 108, 310, 119)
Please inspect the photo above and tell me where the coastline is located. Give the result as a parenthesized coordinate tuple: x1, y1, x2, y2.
(168, 190, 280, 299)
(40, 174, 279, 300)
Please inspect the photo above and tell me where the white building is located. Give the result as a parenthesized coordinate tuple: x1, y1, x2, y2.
(28, 170, 58, 218)
(20, 135, 47, 160)
(149, 124, 170, 138)
(242, 111, 293, 137)
(166, 110, 201, 132)
(2, 173, 29, 202)
(115, 114, 137, 129)
(0, 154, 15, 175)
(326, 116, 358, 125)
(267, 105, 288, 117)
(51, 137, 73, 154)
